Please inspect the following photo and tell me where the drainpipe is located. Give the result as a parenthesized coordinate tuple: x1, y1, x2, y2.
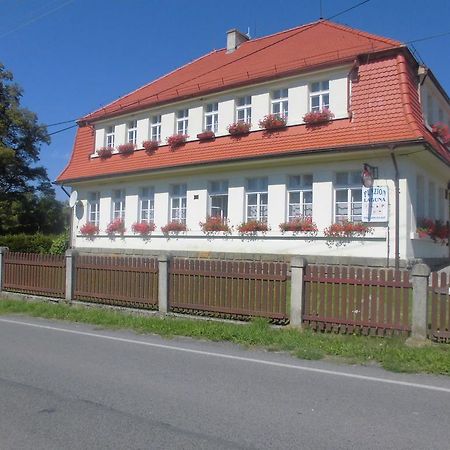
(390, 149, 400, 269)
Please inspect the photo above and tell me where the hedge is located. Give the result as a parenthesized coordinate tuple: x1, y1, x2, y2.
(0, 233, 56, 253)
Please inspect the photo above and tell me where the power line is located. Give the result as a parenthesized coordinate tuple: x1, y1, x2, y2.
(406, 30, 450, 45)
(45, 119, 77, 128)
(328, 0, 371, 20)
(48, 124, 77, 136)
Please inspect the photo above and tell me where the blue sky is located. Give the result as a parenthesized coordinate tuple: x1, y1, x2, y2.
(1, 0, 449, 199)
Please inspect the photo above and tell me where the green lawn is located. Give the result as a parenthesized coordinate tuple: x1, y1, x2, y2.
(0, 298, 449, 376)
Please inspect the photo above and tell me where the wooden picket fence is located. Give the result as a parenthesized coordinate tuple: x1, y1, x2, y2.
(168, 258, 289, 323)
(74, 254, 159, 309)
(3, 252, 66, 298)
(303, 265, 412, 335)
(428, 272, 450, 343)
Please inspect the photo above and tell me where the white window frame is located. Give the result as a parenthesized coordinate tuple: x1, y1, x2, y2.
(112, 189, 126, 220)
(88, 192, 100, 226)
(208, 180, 228, 218)
(150, 115, 161, 142)
(271, 89, 289, 118)
(334, 171, 362, 223)
(246, 177, 268, 223)
(139, 187, 155, 223)
(310, 80, 330, 112)
(106, 126, 115, 148)
(287, 175, 313, 221)
(236, 96, 252, 123)
(170, 183, 187, 224)
(176, 109, 189, 135)
(127, 120, 137, 145)
(204, 103, 219, 133)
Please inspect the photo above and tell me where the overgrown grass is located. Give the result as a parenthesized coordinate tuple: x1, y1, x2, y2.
(1, 298, 449, 375)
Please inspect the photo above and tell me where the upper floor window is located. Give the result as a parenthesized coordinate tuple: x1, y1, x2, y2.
(246, 177, 268, 223)
(271, 89, 288, 118)
(127, 120, 137, 145)
(112, 189, 126, 220)
(204, 103, 219, 133)
(106, 126, 115, 148)
(287, 175, 313, 220)
(150, 115, 161, 142)
(88, 192, 100, 226)
(170, 183, 187, 224)
(176, 109, 189, 135)
(209, 180, 228, 218)
(335, 171, 361, 223)
(310, 80, 329, 112)
(236, 96, 252, 123)
(139, 187, 155, 223)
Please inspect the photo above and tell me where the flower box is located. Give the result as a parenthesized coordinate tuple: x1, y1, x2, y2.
(80, 222, 99, 237)
(97, 147, 114, 158)
(417, 218, 449, 243)
(237, 220, 268, 235)
(199, 216, 231, 234)
(161, 221, 187, 234)
(142, 140, 159, 153)
(132, 221, 156, 236)
(166, 134, 188, 149)
(117, 143, 135, 155)
(303, 108, 334, 125)
(197, 131, 216, 141)
(106, 218, 126, 235)
(431, 122, 450, 145)
(279, 217, 318, 233)
(324, 220, 372, 238)
(227, 121, 251, 136)
(259, 114, 287, 130)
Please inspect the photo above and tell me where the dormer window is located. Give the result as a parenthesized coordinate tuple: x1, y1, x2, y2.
(310, 81, 329, 112)
(127, 120, 137, 145)
(106, 126, 115, 148)
(176, 109, 189, 135)
(204, 102, 219, 133)
(271, 89, 288, 118)
(150, 115, 161, 142)
(236, 96, 251, 123)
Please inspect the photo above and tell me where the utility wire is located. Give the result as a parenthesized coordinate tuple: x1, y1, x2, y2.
(328, 0, 371, 20)
(44, 119, 77, 127)
(48, 124, 77, 136)
(406, 30, 450, 44)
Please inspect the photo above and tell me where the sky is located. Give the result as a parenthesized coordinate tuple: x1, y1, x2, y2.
(1, 0, 449, 200)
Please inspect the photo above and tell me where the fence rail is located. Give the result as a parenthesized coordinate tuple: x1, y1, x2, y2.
(429, 272, 450, 343)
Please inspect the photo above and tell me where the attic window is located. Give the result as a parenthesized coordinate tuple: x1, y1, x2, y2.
(310, 81, 329, 112)
(176, 109, 189, 135)
(127, 120, 137, 145)
(271, 89, 288, 118)
(106, 126, 115, 148)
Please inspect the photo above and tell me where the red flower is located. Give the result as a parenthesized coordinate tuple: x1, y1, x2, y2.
(199, 216, 231, 234)
(417, 218, 449, 243)
(117, 143, 135, 154)
(80, 222, 99, 236)
(131, 221, 156, 236)
(143, 140, 159, 153)
(279, 217, 318, 233)
(97, 147, 113, 158)
(227, 121, 251, 136)
(237, 220, 268, 234)
(324, 220, 372, 238)
(166, 134, 188, 149)
(259, 114, 287, 130)
(161, 221, 187, 234)
(431, 122, 450, 145)
(197, 131, 216, 141)
(303, 108, 334, 125)
(106, 218, 126, 235)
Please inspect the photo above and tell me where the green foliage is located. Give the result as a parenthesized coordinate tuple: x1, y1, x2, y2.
(49, 231, 70, 255)
(0, 233, 54, 253)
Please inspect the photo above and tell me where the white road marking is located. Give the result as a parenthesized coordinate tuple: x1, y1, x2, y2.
(0, 316, 449, 394)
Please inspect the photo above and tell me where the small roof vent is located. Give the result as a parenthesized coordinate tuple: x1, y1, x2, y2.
(226, 29, 249, 53)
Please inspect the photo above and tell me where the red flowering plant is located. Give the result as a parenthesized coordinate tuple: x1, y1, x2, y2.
(142, 140, 159, 154)
(132, 221, 156, 236)
(97, 146, 114, 158)
(106, 218, 126, 236)
(199, 216, 231, 235)
(166, 134, 188, 149)
(117, 143, 135, 155)
(324, 220, 372, 239)
(227, 121, 251, 136)
(303, 108, 334, 125)
(431, 123, 450, 145)
(197, 130, 216, 141)
(259, 114, 287, 130)
(417, 218, 449, 243)
(161, 221, 187, 234)
(80, 222, 99, 238)
(237, 220, 269, 235)
(279, 216, 318, 234)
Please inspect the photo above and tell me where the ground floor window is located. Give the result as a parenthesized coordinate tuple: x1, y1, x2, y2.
(287, 175, 313, 220)
(246, 177, 268, 223)
(170, 184, 187, 224)
(139, 187, 154, 223)
(88, 192, 100, 226)
(209, 180, 228, 218)
(335, 171, 362, 222)
(112, 189, 126, 220)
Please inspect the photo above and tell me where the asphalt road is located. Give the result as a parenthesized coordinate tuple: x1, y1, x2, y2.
(0, 316, 449, 450)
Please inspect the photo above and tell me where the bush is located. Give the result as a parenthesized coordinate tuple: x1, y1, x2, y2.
(0, 233, 55, 253)
(49, 231, 70, 255)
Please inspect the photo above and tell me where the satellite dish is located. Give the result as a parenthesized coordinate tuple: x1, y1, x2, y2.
(69, 190, 78, 208)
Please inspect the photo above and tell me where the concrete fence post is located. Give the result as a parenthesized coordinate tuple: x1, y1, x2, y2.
(290, 256, 307, 327)
(409, 263, 431, 343)
(158, 254, 169, 314)
(0, 247, 9, 294)
(65, 249, 77, 303)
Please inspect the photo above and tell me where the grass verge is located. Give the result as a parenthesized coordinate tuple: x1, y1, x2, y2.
(0, 298, 449, 376)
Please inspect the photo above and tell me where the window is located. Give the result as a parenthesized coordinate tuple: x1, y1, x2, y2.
(209, 180, 228, 218)
(106, 126, 115, 148)
(428, 181, 436, 219)
(271, 89, 288, 118)
(310, 80, 330, 112)
(204, 103, 219, 133)
(416, 175, 425, 219)
(88, 192, 100, 226)
(170, 183, 187, 224)
(287, 175, 313, 220)
(127, 120, 137, 145)
(112, 189, 126, 220)
(150, 115, 161, 142)
(246, 177, 268, 223)
(335, 171, 362, 223)
(176, 109, 189, 135)
(236, 96, 251, 123)
(139, 187, 154, 223)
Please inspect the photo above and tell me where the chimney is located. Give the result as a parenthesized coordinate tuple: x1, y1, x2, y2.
(226, 29, 249, 53)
